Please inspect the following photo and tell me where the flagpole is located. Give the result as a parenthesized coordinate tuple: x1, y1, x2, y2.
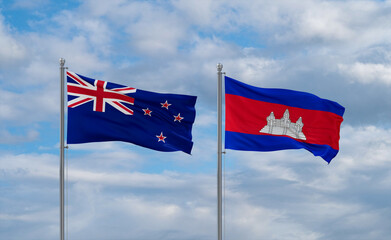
(217, 63, 223, 240)
(59, 58, 66, 240)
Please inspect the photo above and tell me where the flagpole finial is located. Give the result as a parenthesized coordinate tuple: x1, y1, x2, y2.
(217, 63, 223, 72)
(59, 58, 65, 66)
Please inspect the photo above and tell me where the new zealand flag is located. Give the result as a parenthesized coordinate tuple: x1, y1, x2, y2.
(67, 71, 197, 154)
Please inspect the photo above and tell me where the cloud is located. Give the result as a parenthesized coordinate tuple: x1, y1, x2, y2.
(225, 200, 324, 240)
(0, 129, 39, 144)
(0, 88, 57, 125)
(194, 108, 216, 127)
(0, 15, 25, 65)
(0, 153, 58, 179)
(8, 0, 51, 9)
(66, 0, 189, 56)
(339, 62, 391, 85)
(125, 10, 187, 56)
(64, 185, 216, 240)
(51, 9, 114, 57)
(272, 1, 354, 43)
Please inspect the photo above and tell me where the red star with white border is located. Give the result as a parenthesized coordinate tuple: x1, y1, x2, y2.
(174, 113, 184, 122)
(161, 100, 171, 109)
(156, 132, 166, 143)
(143, 108, 152, 116)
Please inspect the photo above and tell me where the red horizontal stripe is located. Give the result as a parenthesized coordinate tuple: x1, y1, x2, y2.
(225, 94, 343, 150)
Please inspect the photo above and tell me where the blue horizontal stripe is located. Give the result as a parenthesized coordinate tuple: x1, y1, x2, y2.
(225, 131, 339, 163)
(225, 76, 345, 117)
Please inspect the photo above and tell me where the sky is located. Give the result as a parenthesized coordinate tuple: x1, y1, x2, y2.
(1, 0, 391, 239)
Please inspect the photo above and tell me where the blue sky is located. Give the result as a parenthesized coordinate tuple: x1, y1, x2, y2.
(1, 0, 391, 239)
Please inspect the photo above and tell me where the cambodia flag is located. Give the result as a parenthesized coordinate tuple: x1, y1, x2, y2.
(67, 72, 197, 154)
(225, 76, 345, 163)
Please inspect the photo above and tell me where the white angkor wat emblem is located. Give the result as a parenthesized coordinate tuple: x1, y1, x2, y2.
(259, 109, 306, 140)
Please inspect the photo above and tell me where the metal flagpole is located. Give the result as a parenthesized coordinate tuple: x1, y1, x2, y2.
(217, 63, 223, 240)
(59, 58, 66, 240)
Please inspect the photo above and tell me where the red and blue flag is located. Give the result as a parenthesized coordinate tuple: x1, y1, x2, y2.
(67, 71, 197, 154)
(225, 76, 345, 163)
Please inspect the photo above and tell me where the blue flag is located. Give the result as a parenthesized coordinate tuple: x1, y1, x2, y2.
(67, 71, 197, 154)
(225, 77, 345, 163)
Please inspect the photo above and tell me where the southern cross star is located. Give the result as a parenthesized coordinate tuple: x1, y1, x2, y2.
(161, 100, 171, 109)
(156, 132, 166, 142)
(174, 113, 184, 122)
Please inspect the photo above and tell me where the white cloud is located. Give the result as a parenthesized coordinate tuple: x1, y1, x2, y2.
(68, 170, 188, 188)
(0, 16, 25, 65)
(339, 62, 391, 85)
(172, 0, 239, 30)
(9, 0, 50, 9)
(0, 129, 39, 144)
(0, 153, 58, 179)
(194, 108, 216, 127)
(222, 54, 281, 86)
(64, 185, 216, 240)
(51, 10, 114, 57)
(225, 201, 324, 240)
(0, 150, 201, 189)
(293, 2, 354, 42)
(127, 15, 187, 56)
(0, 88, 57, 124)
(72, 0, 189, 56)
(25, 34, 110, 77)
(179, 0, 389, 50)
(338, 125, 391, 168)
(0, 208, 56, 224)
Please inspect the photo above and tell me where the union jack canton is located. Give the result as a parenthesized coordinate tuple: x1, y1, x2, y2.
(67, 71, 197, 154)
